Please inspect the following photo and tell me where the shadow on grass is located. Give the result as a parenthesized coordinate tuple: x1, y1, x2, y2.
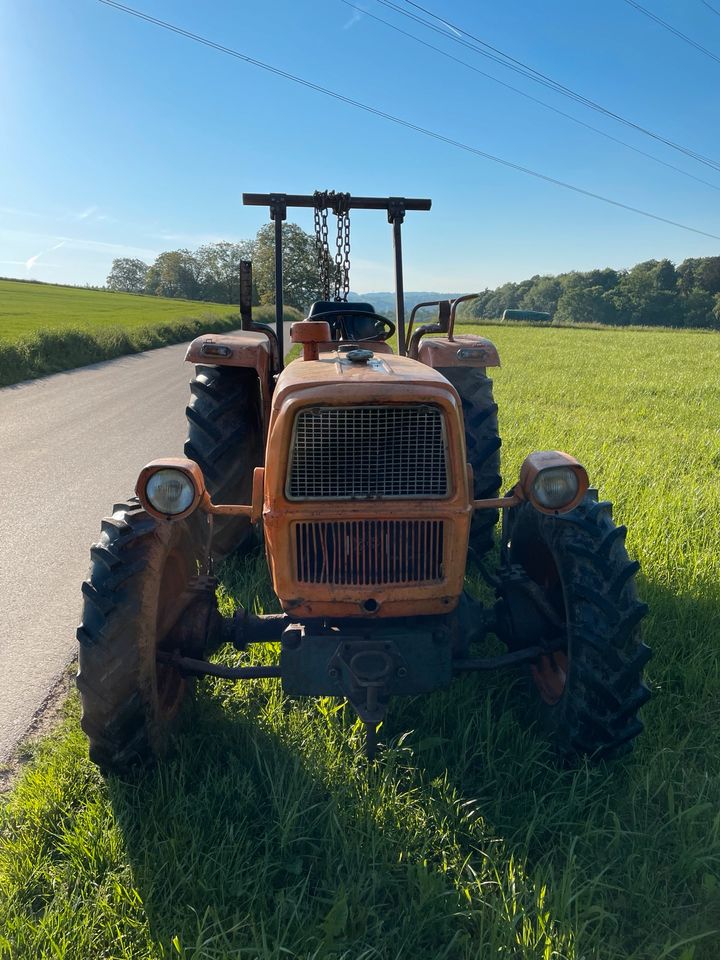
(109, 693, 484, 959)
(107, 574, 720, 959)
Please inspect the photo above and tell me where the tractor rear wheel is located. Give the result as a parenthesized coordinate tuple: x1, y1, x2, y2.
(442, 367, 501, 556)
(76, 500, 220, 772)
(501, 495, 651, 760)
(185, 365, 263, 560)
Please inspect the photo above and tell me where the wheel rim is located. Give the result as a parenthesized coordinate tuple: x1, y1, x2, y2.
(514, 537, 569, 706)
(154, 546, 192, 718)
(531, 651, 568, 705)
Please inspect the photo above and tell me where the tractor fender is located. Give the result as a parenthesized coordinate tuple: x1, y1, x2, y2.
(417, 335, 500, 370)
(185, 331, 274, 426)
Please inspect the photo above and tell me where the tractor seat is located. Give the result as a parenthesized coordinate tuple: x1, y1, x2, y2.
(307, 301, 393, 342)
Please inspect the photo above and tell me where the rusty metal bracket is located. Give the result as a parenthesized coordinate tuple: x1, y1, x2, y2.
(268, 194, 287, 222)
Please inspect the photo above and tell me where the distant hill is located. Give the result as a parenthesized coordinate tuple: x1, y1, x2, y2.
(350, 291, 462, 320)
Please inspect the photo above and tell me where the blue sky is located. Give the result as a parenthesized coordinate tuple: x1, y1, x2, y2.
(2, 0, 720, 293)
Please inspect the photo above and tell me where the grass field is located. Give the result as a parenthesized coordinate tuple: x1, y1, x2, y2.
(0, 279, 303, 387)
(0, 279, 235, 341)
(1, 324, 720, 959)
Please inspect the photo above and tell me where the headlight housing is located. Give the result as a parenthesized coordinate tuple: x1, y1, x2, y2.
(135, 458, 205, 521)
(533, 466, 580, 509)
(146, 469, 196, 516)
(519, 451, 588, 514)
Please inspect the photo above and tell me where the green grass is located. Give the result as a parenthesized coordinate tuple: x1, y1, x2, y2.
(0, 279, 236, 341)
(2, 324, 720, 958)
(0, 279, 303, 387)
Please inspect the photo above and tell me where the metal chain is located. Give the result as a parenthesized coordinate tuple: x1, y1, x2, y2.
(341, 202, 351, 302)
(313, 190, 331, 300)
(313, 190, 351, 302)
(333, 192, 351, 302)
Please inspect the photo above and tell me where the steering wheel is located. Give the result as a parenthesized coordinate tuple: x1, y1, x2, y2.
(308, 309, 396, 343)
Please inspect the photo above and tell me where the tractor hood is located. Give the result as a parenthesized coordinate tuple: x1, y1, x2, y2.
(272, 350, 458, 414)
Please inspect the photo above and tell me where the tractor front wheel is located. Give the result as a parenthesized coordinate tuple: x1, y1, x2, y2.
(76, 500, 218, 772)
(501, 495, 651, 760)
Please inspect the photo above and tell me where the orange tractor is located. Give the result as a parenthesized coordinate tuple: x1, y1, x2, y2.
(77, 191, 651, 768)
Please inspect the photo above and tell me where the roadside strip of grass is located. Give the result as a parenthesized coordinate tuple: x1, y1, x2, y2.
(1, 323, 719, 958)
(0, 313, 238, 388)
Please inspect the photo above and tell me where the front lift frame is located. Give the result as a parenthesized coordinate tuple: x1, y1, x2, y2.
(242, 192, 432, 361)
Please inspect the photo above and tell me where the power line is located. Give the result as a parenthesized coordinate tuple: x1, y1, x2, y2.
(623, 0, 720, 65)
(379, 0, 720, 174)
(341, 0, 720, 194)
(95, 0, 720, 242)
(701, 0, 720, 17)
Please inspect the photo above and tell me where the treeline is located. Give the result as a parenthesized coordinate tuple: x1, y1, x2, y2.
(109, 228, 720, 330)
(462, 256, 720, 329)
(107, 224, 323, 312)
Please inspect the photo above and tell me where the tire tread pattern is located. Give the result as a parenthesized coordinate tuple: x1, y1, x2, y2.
(506, 496, 651, 760)
(76, 501, 199, 772)
(184, 365, 263, 559)
(439, 367, 501, 556)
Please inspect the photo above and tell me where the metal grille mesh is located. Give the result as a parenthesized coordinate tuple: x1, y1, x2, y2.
(295, 519, 444, 585)
(288, 405, 447, 499)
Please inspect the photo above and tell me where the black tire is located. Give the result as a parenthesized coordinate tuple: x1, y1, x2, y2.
(76, 500, 210, 772)
(441, 367, 502, 556)
(502, 495, 651, 760)
(184, 365, 263, 560)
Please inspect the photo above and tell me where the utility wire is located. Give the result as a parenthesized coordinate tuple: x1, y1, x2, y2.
(623, 0, 720, 65)
(701, 0, 720, 17)
(379, 0, 720, 173)
(95, 0, 720, 242)
(341, 0, 720, 193)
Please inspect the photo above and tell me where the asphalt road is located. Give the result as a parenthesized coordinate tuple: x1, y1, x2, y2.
(0, 341, 203, 763)
(0, 324, 300, 764)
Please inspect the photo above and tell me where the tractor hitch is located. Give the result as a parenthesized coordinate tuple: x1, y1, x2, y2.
(280, 622, 453, 761)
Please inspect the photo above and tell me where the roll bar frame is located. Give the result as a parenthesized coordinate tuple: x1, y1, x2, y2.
(241, 192, 432, 364)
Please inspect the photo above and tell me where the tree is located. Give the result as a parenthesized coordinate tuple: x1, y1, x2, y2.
(519, 275, 564, 316)
(145, 249, 200, 300)
(196, 240, 255, 304)
(479, 281, 526, 318)
(106, 258, 148, 293)
(676, 258, 699, 294)
(252, 223, 322, 312)
(584, 267, 620, 292)
(696, 257, 720, 296)
(554, 281, 618, 325)
(677, 256, 720, 297)
(682, 287, 716, 328)
(608, 260, 679, 326)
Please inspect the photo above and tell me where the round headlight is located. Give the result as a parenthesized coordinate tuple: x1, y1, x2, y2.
(145, 469, 196, 516)
(533, 467, 579, 510)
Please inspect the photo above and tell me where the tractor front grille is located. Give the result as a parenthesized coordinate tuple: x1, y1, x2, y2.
(287, 405, 448, 500)
(295, 519, 444, 586)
